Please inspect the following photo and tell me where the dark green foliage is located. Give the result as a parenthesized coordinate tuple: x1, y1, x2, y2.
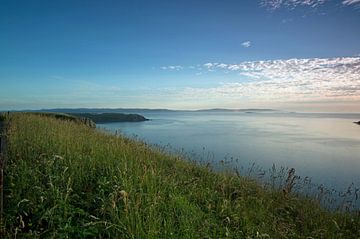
(0, 113, 7, 122)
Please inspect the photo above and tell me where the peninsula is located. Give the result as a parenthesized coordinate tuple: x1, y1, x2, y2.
(69, 112, 149, 123)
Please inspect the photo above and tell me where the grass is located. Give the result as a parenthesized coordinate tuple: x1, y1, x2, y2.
(26, 112, 96, 127)
(2, 113, 360, 238)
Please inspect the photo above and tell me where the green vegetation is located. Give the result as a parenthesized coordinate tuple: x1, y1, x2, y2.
(2, 113, 360, 238)
(69, 113, 148, 123)
(0, 112, 7, 122)
(17, 112, 96, 128)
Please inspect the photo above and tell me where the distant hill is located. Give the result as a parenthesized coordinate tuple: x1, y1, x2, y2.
(195, 108, 278, 113)
(32, 108, 278, 114)
(35, 108, 177, 114)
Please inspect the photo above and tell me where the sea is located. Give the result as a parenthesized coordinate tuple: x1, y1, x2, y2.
(98, 111, 360, 209)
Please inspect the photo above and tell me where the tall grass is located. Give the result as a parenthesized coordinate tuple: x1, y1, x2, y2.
(2, 113, 360, 238)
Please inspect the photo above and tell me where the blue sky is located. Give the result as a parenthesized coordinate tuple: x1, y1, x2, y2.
(1, 0, 360, 111)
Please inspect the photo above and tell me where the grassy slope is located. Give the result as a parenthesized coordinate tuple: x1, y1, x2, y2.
(3, 114, 360, 238)
(27, 112, 96, 127)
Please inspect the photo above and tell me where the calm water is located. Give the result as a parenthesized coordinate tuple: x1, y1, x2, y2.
(99, 112, 360, 193)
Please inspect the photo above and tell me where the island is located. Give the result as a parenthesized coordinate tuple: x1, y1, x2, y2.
(69, 112, 149, 123)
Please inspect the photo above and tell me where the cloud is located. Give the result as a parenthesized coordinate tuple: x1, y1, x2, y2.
(158, 57, 360, 105)
(342, 0, 360, 5)
(261, 0, 327, 10)
(180, 57, 360, 103)
(203, 63, 215, 68)
(281, 18, 294, 24)
(261, 0, 360, 11)
(161, 65, 183, 71)
(241, 41, 251, 48)
(217, 63, 228, 69)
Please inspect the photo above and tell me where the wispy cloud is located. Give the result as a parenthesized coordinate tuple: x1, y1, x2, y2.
(180, 57, 360, 103)
(156, 56, 360, 109)
(203, 63, 215, 69)
(342, 0, 360, 9)
(241, 41, 252, 48)
(281, 18, 294, 24)
(261, 0, 360, 11)
(217, 63, 228, 69)
(161, 65, 183, 71)
(261, 0, 327, 10)
(342, 0, 360, 5)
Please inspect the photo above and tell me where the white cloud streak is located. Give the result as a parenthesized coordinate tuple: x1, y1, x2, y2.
(161, 65, 183, 71)
(261, 0, 327, 10)
(241, 41, 252, 48)
(342, 0, 360, 5)
(262, 0, 360, 10)
(203, 63, 215, 69)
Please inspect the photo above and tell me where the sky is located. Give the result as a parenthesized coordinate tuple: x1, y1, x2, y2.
(1, 0, 360, 112)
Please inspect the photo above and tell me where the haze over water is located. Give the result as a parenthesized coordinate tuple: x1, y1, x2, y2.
(100, 111, 360, 192)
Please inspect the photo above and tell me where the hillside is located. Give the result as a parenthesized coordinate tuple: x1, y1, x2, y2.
(1, 113, 359, 238)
